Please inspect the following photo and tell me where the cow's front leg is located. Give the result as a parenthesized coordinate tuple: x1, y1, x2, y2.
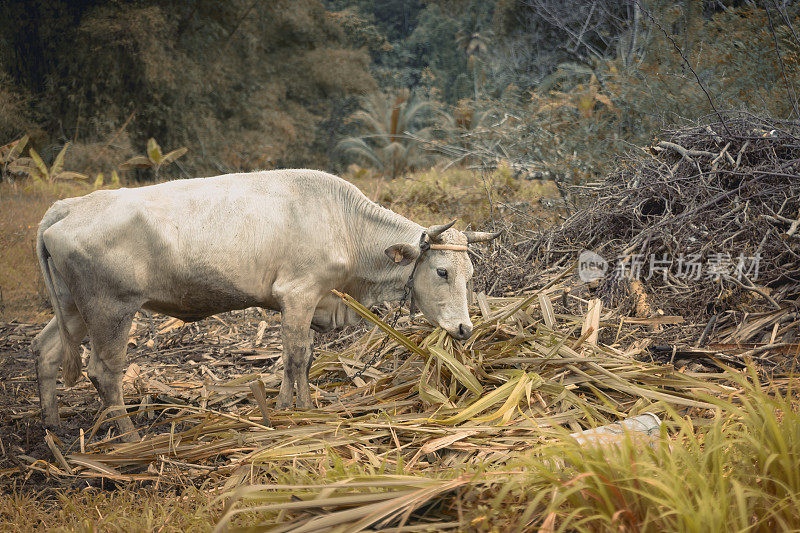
(295, 329, 316, 409)
(277, 300, 316, 409)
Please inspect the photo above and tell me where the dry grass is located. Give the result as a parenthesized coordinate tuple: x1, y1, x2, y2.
(0, 487, 220, 531)
(2, 367, 798, 531)
(346, 165, 563, 229)
(0, 182, 89, 322)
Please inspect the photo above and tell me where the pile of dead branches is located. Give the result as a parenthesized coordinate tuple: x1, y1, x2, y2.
(518, 113, 800, 347)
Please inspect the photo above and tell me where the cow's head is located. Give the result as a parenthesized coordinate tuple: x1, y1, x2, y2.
(385, 221, 500, 340)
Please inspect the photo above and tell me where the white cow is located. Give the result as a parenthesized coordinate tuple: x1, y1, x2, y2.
(32, 169, 499, 440)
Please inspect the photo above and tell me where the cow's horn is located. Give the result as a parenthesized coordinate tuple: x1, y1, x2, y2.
(426, 220, 457, 240)
(464, 230, 502, 243)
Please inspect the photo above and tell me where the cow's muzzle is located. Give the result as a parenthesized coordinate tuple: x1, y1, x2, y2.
(449, 322, 472, 341)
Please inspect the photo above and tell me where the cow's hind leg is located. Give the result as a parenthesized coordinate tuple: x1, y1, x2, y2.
(276, 299, 316, 410)
(83, 304, 140, 442)
(32, 293, 87, 429)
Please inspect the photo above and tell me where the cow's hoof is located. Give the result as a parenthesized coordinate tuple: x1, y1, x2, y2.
(119, 429, 142, 443)
(43, 422, 67, 440)
(43, 417, 61, 431)
(275, 397, 292, 410)
(295, 396, 312, 410)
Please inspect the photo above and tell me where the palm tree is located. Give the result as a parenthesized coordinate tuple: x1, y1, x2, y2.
(456, 28, 492, 98)
(337, 91, 436, 179)
(456, 30, 489, 57)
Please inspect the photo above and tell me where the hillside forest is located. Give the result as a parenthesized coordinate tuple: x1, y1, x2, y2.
(1, 0, 799, 186)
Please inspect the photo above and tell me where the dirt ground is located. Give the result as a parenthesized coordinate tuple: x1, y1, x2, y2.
(0, 322, 93, 492)
(0, 184, 103, 493)
(0, 309, 288, 492)
(0, 182, 97, 323)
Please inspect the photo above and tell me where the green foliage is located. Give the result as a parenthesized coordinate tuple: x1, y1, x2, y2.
(630, 2, 800, 122)
(512, 370, 800, 531)
(327, 0, 424, 41)
(92, 170, 121, 189)
(403, 4, 471, 102)
(330, 0, 494, 103)
(0, 135, 28, 182)
(430, 2, 800, 186)
(0, 0, 376, 176)
(338, 91, 437, 178)
(456, 23, 493, 99)
(2, 0, 799, 181)
(121, 138, 187, 179)
(437, 98, 491, 148)
(0, 73, 33, 143)
(8, 142, 88, 184)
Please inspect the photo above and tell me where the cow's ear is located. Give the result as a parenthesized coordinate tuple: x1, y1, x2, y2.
(385, 243, 419, 266)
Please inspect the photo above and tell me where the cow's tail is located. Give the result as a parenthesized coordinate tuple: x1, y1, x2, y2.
(36, 205, 81, 387)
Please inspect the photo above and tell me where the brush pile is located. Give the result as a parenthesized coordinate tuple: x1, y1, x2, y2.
(498, 113, 800, 353)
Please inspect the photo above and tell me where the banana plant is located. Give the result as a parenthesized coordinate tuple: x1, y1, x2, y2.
(121, 138, 187, 178)
(8, 142, 88, 184)
(93, 170, 121, 189)
(0, 135, 29, 181)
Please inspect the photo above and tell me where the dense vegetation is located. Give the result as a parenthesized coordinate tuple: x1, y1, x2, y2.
(2, 1, 799, 184)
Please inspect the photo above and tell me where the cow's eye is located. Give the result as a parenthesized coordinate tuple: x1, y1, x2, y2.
(436, 268, 448, 279)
